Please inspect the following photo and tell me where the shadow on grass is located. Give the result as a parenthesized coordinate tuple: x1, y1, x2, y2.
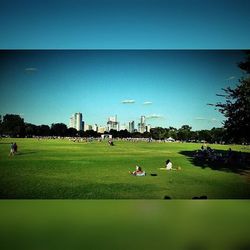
(179, 149, 250, 175)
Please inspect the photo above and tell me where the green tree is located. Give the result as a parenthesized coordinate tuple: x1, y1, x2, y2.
(84, 130, 99, 137)
(131, 132, 143, 138)
(198, 130, 212, 143)
(177, 125, 192, 141)
(67, 127, 78, 137)
(150, 127, 166, 140)
(51, 123, 68, 137)
(210, 127, 226, 143)
(25, 123, 38, 137)
(37, 125, 51, 136)
(189, 130, 199, 141)
(214, 52, 250, 143)
(109, 129, 119, 138)
(2, 114, 25, 137)
(118, 129, 131, 138)
(168, 127, 177, 139)
(142, 131, 151, 138)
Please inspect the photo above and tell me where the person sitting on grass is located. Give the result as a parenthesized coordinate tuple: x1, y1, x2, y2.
(129, 165, 146, 176)
(160, 159, 181, 171)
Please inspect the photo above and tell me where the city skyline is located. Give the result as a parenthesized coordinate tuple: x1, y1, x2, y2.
(0, 50, 246, 130)
(68, 112, 150, 133)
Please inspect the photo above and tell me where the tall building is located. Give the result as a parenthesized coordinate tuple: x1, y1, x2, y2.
(146, 124, 151, 132)
(107, 115, 119, 131)
(98, 126, 106, 133)
(84, 124, 93, 131)
(128, 121, 135, 133)
(138, 115, 146, 133)
(69, 112, 83, 131)
(93, 124, 98, 132)
(141, 116, 145, 124)
(76, 112, 82, 131)
(69, 116, 74, 128)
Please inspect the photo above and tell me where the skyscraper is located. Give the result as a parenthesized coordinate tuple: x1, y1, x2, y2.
(76, 112, 82, 131)
(69, 116, 74, 129)
(107, 115, 119, 131)
(138, 115, 146, 133)
(129, 121, 135, 133)
(69, 112, 83, 131)
(146, 124, 151, 132)
(98, 126, 107, 133)
(93, 124, 98, 132)
(141, 116, 145, 124)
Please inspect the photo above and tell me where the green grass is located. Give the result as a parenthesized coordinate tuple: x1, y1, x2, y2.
(0, 138, 249, 199)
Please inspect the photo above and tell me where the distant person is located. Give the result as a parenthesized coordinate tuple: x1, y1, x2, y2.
(160, 159, 181, 171)
(13, 142, 18, 154)
(129, 165, 146, 176)
(9, 142, 15, 156)
(108, 140, 114, 146)
(165, 159, 173, 170)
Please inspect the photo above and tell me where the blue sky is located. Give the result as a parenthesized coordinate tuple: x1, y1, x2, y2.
(0, 0, 249, 49)
(0, 50, 246, 130)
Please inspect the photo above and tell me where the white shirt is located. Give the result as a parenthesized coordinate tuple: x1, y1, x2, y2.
(166, 162, 172, 170)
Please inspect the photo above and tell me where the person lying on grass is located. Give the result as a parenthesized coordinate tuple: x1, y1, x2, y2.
(129, 165, 146, 176)
(159, 159, 181, 171)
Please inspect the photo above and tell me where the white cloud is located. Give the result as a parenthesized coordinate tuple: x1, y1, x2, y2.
(194, 117, 207, 120)
(143, 101, 153, 105)
(122, 99, 135, 104)
(226, 76, 235, 81)
(25, 67, 38, 72)
(194, 117, 219, 123)
(146, 114, 164, 119)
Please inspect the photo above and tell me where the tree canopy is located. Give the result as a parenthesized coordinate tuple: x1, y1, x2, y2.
(1, 114, 25, 137)
(215, 51, 250, 143)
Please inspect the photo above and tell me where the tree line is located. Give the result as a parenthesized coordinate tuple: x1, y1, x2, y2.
(0, 114, 79, 138)
(109, 126, 227, 144)
(0, 114, 227, 143)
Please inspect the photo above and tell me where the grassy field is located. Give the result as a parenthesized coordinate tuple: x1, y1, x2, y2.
(0, 138, 249, 199)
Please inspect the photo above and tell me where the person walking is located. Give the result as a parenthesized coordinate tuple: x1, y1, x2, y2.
(9, 142, 15, 156)
(13, 142, 18, 154)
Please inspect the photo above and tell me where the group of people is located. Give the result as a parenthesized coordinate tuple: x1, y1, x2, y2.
(194, 145, 248, 166)
(129, 159, 181, 176)
(9, 142, 18, 156)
